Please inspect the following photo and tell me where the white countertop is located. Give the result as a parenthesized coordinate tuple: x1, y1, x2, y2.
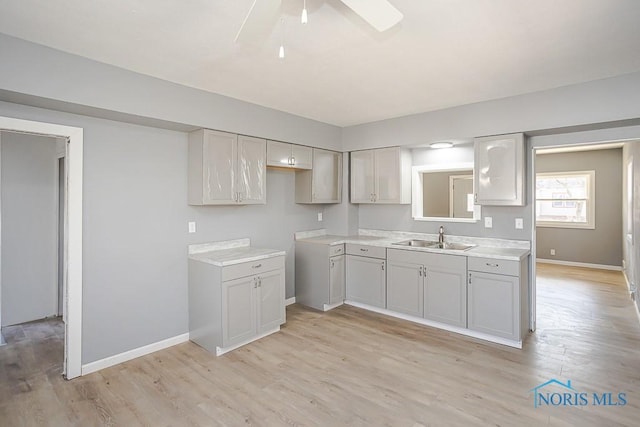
(295, 230, 530, 261)
(188, 239, 285, 267)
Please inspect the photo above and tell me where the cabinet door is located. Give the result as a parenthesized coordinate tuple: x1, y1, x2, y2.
(474, 133, 524, 206)
(374, 147, 402, 203)
(329, 255, 345, 304)
(257, 269, 285, 334)
(266, 140, 292, 167)
(468, 271, 519, 340)
(291, 145, 313, 170)
(237, 135, 266, 204)
(346, 255, 386, 308)
(312, 149, 341, 203)
(386, 261, 423, 317)
(202, 130, 237, 204)
(424, 265, 467, 328)
(350, 150, 375, 203)
(222, 276, 257, 347)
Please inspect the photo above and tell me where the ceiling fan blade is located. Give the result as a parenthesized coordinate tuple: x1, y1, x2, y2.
(340, 0, 403, 32)
(235, 0, 282, 43)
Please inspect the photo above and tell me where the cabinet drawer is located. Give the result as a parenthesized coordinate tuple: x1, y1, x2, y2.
(222, 256, 285, 281)
(346, 244, 386, 259)
(329, 244, 345, 257)
(468, 257, 519, 276)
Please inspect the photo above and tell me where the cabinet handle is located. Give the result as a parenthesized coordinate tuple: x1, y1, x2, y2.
(468, 274, 472, 284)
(291, 156, 295, 165)
(331, 261, 334, 268)
(419, 266, 423, 277)
(485, 262, 499, 268)
(258, 278, 262, 287)
(360, 248, 369, 252)
(381, 262, 385, 271)
(254, 277, 258, 288)
(335, 248, 342, 253)
(252, 263, 262, 269)
(474, 193, 478, 203)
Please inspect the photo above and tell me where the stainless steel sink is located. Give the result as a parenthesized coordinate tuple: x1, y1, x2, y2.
(392, 239, 438, 247)
(427, 242, 475, 251)
(392, 239, 475, 251)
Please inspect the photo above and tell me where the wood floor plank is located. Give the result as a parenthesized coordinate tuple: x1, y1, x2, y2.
(1, 263, 640, 425)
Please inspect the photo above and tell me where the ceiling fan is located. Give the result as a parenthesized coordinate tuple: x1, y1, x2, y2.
(235, 0, 403, 43)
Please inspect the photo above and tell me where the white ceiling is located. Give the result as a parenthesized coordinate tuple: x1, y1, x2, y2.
(1, 0, 640, 127)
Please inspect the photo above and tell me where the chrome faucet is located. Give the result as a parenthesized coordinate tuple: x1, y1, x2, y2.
(438, 226, 444, 244)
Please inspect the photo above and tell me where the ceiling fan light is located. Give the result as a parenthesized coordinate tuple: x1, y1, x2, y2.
(279, 44, 285, 59)
(430, 142, 454, 149)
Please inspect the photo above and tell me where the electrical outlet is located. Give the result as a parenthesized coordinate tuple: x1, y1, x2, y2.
(550, 249, 556, 256)
(317, 212, 323, 221)
(484, 216, 493, 228)
(515, 218, 523, 229)
(188, 221, 196, 233)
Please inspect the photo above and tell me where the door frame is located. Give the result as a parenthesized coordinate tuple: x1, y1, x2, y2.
(0, 116, 83, 379)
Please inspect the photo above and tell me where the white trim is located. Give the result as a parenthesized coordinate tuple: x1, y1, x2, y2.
(285, 297, 296, 306)
(0, 116, 83, 379)
(215, 327, 280, 356)
(536, 258, 622, 271)
(344, 301, 523, 349)
(411, 162, 481, 223)
(82, 333, 190, 375)
(322, 301, 344, 311)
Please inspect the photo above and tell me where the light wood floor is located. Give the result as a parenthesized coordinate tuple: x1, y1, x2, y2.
(2, 264, 640, 426)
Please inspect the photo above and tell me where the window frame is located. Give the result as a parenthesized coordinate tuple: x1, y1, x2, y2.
(535, 170, 595, 229)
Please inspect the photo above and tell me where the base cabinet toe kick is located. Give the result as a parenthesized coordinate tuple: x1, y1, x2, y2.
(296, 239, 529, 348)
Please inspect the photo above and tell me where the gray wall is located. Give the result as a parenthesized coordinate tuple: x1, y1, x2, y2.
(1, 131, 58, 326)
(0, 33, 342, 151)
(0, 101, 329, 364)
(535, 149, 623, 266)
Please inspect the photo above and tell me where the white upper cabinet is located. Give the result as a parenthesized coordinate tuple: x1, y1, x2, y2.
(350, 147, 411, 204)
(189, 129, 266, 205)
(295, 148, 342, 204)
(474, 133, 525, 206)
(266, 140, 312, 170)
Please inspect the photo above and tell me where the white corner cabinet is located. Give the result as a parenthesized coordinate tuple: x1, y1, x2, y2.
(267, 140, 312, 170)
(467, 257, 529, 341)
(295, 242, 345, 311)
(188, 129, 266, 205)
(473, 132, 525, 206)
(387, 248, 467, 328)
(350, 146, 411, 204)
(295, 148, 342, 204)
(189, 255, 285, 355)
(345, 244, 387, 308)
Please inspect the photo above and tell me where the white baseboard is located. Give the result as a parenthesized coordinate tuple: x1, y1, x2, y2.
(344, 301, 522, 349)
(285, 297, 296, 306)
(81, 332, 190, 376)
(537, 258, 622, 271)
(215, 327, 280, 356)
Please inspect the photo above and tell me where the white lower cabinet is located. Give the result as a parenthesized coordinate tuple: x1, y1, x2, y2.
(295, 242, 346, 311)
(329, 254, 345, 304)
(345, 244, 387, 308)
(468, 257, 528, 341)
(387, 249, 467, 327)
(189, 255, 285, 355)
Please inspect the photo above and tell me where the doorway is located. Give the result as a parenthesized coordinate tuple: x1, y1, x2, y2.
(0, 116, 83, 379)
(530, 141, 627, 333)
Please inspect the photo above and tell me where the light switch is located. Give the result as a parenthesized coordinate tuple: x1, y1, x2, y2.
(515, 218, 523, 229)
(484, 216, 493, 228)
(188, 221, 196, 233)
(317, 212, 323, 222)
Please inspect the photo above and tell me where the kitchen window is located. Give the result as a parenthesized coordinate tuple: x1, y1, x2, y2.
(535, 170, 595, 229)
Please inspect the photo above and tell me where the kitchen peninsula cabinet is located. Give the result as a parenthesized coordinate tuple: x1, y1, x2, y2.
(350, 147, 411, 204)
(188, 129, 266, 205)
